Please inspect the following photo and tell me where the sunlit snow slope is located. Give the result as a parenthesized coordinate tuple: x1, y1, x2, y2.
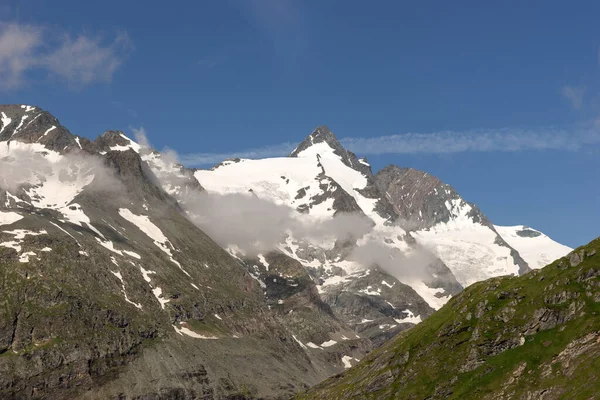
(495, 225, 572, 269)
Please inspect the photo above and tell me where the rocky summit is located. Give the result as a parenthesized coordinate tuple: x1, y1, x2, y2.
(0, 105, 573, 399)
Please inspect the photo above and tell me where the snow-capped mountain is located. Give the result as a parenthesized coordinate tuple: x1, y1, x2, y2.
(494, 225, 573, 269)
(0, 105, 370, 398)
(194, 126, 462, 340)
(375, 165, 530, 287)
(0, 105, 572, 399)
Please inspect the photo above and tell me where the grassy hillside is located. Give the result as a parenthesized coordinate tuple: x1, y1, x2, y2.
(300, 237, 600, 399)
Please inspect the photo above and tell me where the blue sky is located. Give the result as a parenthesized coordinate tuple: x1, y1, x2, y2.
(1, 0, 599, 247)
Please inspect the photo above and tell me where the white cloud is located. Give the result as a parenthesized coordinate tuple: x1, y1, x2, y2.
(45, 32, 132, 87)
(561, 85, 586, 109)
(130, 126, 150, 148)
(0, 22, 131, 90)
(0, 23, 42, 90)
(178, 127, 600, 167)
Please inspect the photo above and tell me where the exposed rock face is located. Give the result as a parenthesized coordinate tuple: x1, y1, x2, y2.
(291, 126, 396, 222)
(376, 165, 530, 285)
(375, 166, 488, 230)
(0, 105, 80, 152)
(299, 239, 600, 399)
(0, 106, 370, 399)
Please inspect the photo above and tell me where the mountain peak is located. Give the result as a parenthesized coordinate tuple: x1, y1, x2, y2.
(289, 125, 343, 158)
(308, 125, 339, 144)
(288, 125, 375, 175)
(0, 104, 78, 152)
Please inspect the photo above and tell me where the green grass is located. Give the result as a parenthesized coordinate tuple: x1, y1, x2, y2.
(300, 238, 600, 399)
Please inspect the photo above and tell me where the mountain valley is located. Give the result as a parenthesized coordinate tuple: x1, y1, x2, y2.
(0, 104, 575, 399)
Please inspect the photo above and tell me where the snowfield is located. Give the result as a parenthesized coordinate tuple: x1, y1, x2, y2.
(495, 225, 572, 269)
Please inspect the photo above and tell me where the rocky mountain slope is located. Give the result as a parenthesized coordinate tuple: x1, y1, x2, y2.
(375, 165, 530, 287)
(0, 105, 573, 399)
(299, 237, 600, 399)
(0, 105, 368, 399)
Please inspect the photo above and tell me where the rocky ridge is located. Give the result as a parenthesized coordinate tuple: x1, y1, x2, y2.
(299, 238, 600, 399)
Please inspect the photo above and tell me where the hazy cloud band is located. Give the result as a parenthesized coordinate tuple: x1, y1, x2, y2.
(178, 128, 600, 167)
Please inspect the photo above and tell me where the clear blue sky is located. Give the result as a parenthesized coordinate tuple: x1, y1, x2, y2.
(1, 0, 599, 247)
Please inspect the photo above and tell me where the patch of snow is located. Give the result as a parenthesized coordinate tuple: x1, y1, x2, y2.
(109, 133, 142, 153)
(60, 203, 105, 238)
(320, 340, 337, 347)
(2, 229, 46, 240)
(0, 112, 12, 135)
(306, 342, 323, 350)
(139, 266, 155, 283)
(258, 254, 269, 271)
(123, 250, 141, 259)
(172, 323, 218, 339)
(292, 335, 307, 349)
(249, 271, 266, 288)
(50, 222, 80, 246)
(111, 271, 143, 309)
(11, 114, 28, 137)
(118, 208, 189, 276)
(152, 287, 170, 309)
(0, 211, 22, 226)
(406, 280, 451, 310)
(358, 286, 381, 296)
(38, 126, 56, 141)
(19, 251, 36, 263)
(342, 355, 358, 369)
(395, 309, 422, 324)
(96, 238, 123, 256)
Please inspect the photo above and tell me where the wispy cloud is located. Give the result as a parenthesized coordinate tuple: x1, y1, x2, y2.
(179, 127, 600, 167)
(562, 85, 587, 109)
(0, 22, 132, 90)
(341, 128, 600, 154)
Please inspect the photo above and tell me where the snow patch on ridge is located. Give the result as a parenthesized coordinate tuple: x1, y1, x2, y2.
(0, 112, 12, 135)
(0, 211, 22, 226)
(111, 271, 143, 309)
(495, 225, 572, 269)
(173, 322, 218, 339)
(118, 208, 189, 276)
